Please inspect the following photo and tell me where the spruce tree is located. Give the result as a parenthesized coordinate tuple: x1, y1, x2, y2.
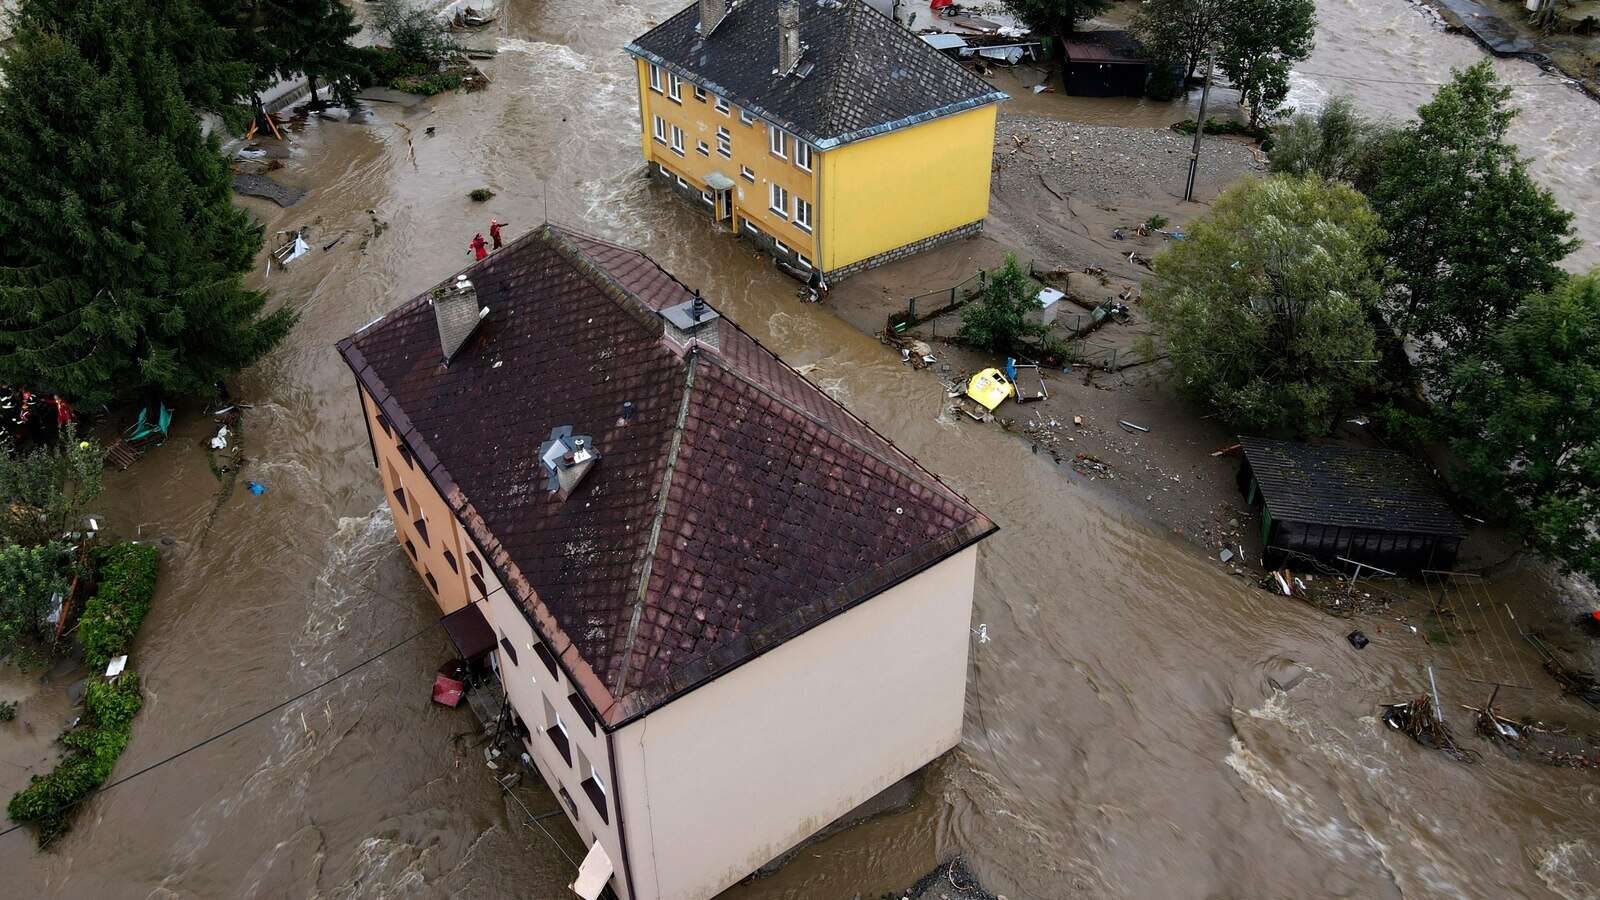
(0, 0, 295, 406)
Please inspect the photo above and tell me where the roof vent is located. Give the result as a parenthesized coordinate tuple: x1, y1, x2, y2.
(698, 0, 728, 35)
(776, 0, 803, 75)
(435, 274, 489, 364)
(539, 426, 600, 500)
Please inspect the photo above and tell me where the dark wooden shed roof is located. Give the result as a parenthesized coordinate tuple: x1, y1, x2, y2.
(1060, 30, 1148, 65)
(1241, 437, 1465, 538)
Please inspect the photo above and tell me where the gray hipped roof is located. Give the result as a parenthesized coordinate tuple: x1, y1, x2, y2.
(626, 0, 1008, 149)
(1241, 438, 1465, 538)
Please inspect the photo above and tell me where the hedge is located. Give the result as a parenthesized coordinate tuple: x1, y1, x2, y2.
(7, 674, 143, 845)
(77, 543, 158, 670)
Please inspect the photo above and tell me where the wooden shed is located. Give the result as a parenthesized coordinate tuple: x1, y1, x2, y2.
(1058, 30, 1150, 98)
(1238, 437, 1465, 573)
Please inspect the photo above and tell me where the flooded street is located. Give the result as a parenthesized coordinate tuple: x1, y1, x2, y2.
(5, 0, 1600, 897)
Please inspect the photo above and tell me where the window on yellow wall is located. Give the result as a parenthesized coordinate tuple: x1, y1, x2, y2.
(652, 115, 666, 143)
(739, 108, 755, 126)
(716, 126, 731, 158)
(648, 64, 662, 93)
(769, 183, 789, 219)
(768, 124, 786, 158)
(695, 140, 709, 156)
(693, 84, 706, 101)
(667, 73, 682, 102)
(795, 140, 812, 172)
(739, 165, 755, 182)
(670, 125, 684, 156)
(794, 197, 813, 232)
(714, 96, 730, 114)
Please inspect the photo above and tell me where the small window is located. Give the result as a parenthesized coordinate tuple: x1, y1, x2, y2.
(471, 572, 487, 597)
(670, 125, 684, 156)
(768, 124, 786, 158)
(667, 73, 682, 102)
(413, 515, 429, 546)
(393, 486, 408, 513)
(533, 641, 560, 679)
(675, 175, 690, 190)
(404, 538, 417, 560)
(424, 570, 438, 593)
(648, 63, 663, 93)
(376, 414, 393, 438)
(652, 115, 666, 144)
(569, 691, 597, 734)
(467, 550, 482, 573)
(773, 238, 790, 255)
(743, 219, 760, 235)
(739, 108, 755, 125)
(716, 126, 731, 158)
(739, 165, 755, 182)
(579, 749, 608, 823)
(547, 707, 571, 765)
(443, 549, 458, 572)
(499, 633, 519, 666)
(714, 95, 730, 114)
(796, 254, 813, 270)
(692, 84, 706, 101)
(701, 189, 714, 205)
(794, 196, 813, 233)
(398, 443, 414, 469)
(695, 140, 709, 157)
(769, 183, 789, 219)
(795, 140, 812, 172)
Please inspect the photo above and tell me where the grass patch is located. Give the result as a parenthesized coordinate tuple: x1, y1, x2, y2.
(7, 674, 143, 845)
(77, 543, 159, 672)
(1172, 117, 1273, 145)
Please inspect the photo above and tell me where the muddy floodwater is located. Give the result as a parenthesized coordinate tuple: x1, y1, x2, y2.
(6, 0, 1600, 897)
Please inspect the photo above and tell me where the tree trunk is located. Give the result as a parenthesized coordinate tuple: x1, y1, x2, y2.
(308, 75, 320, 105)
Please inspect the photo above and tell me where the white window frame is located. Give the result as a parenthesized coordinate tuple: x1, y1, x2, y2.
(667, 73, 683, 102)
(716, 126, 732, 158)
(773, 238, 790, 255)
(768, 125, 786, 159)
(696, 140, 710, 156)
(670, 125, 685, 156)
(701, 189, 714, 205)
(693, 84, 707, 101)
(590, 764, 607, 798)
(739, 108, 755, 125)
(676, 175, 690, 190)
(769, 183, 789, 219)
(648, 64, 663, 93)
(715, 96, 731, 115)
(794, 196, 812, 232)
(795, 140, 812, 172)
(554, 711, 569, 740)
(796, 254, 813, 270)
(739, 165, 755, 182)
(652, 115, 666, 144)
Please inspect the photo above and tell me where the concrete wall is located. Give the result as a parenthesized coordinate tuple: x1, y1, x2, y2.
(612, 545, 979, 900)
(820, 103, 997, 272)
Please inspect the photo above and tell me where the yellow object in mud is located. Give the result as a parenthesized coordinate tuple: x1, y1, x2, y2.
(966, 368, 1015, 411)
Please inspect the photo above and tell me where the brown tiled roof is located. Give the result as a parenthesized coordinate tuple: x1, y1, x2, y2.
(337, 225, 994, 727)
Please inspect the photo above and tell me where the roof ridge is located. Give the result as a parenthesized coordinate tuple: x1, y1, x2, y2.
(542, 224, 667, 337)
(614, 352, 699, 699)
(696, 344, 972, 512)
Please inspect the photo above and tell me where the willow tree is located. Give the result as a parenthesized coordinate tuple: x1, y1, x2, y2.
(1147, 176, 1384, 435)
(0, 0, 295, 405)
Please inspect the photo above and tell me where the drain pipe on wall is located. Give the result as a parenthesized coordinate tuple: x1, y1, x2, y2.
(606, 729, 640, 900)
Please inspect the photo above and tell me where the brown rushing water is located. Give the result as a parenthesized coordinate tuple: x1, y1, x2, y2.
(5, 1, 1600, 897)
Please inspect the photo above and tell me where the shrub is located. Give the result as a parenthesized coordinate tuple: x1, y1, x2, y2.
(957, 254, 1051, 357)
(0, 425, 102, 547)
(8, 674, 142, 845)
(77, 543, 159, 670)
(468, 187, 494, 202)
(0, 542, 74, 665)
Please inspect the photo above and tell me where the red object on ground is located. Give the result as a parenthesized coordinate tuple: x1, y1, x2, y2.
(1592, 610, 1600, 623)
(470, 233, 488, 260)
(930, 0, 954, 8)
(432, 672, 466, 707)
(54, 396, 73, 426)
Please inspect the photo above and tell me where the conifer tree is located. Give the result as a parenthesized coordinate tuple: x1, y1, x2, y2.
(0, 0, 295, 405)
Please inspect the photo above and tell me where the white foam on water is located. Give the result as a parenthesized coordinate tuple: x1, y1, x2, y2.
(1535, 840, 1600, 900)
(1224, 736, 1385, 865)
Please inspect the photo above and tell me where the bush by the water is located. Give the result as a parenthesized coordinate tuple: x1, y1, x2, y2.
(0, 542, 75, 665)
(77, 543, 159, 670)
(7, 674, 142, 845)
(1172, 117, 1272, 144)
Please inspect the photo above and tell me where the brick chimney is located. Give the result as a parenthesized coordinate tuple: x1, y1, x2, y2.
(777, 0, 802, 74)
(699, 0, 728, 34)
(435, 275, 488, 364)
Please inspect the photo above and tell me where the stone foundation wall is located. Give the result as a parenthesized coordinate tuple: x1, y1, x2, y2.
(823, 220, 986, 283)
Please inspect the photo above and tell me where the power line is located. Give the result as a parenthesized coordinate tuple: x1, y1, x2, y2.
(0, 584, 507, 841)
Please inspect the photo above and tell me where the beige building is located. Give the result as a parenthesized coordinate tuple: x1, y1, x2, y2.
(337, 225, 994, 899)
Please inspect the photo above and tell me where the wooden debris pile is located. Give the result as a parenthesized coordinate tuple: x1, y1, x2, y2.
(1468, 689, 1600, 770)
(1382, 694, 1478, 762)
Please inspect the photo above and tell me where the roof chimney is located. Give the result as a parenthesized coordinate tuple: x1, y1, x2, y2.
(699, 0, 728, 34)
(436, 275, 489, 364)
(539, 426, 600, 501)
(777, 0, 802, 75)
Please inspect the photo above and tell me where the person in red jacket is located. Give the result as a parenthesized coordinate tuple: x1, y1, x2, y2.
(469, 233, 488, 260)
(489, 218, 506, 250)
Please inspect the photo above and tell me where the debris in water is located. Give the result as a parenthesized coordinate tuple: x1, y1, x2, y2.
(232, 173, 306, 208)
(1118, 419, 1149, 433)
(887, 856, 999, 900)
(1347, 629, 1369, 650)
(1381, 694, 1476, 762)
(1526, 631, 1600, 709)
(247, 481, 268, 496)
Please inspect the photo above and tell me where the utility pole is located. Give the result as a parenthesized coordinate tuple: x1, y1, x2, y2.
(1184, 50, 1215, 203)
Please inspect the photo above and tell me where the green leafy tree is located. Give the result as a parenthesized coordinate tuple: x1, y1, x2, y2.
(0, 426, 103, 548)
(0, 0, 296, 406)
(371, 0, 461, 66)
(1268, 95, 1393, 187)
(1367, 62, 1576, 379)
(1002, 0, 1112, 36)
(1147, 176, 1384, 434)
(1215, 0, 1315, 128)
(958, 255, 1051, 356)
(0, 543, 75, 663)
(1439, 273, 1600, 581)
(1132, 0, 1223, 87)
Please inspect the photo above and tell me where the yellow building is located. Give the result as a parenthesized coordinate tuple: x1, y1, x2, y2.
(626, 0, 1007, 282)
